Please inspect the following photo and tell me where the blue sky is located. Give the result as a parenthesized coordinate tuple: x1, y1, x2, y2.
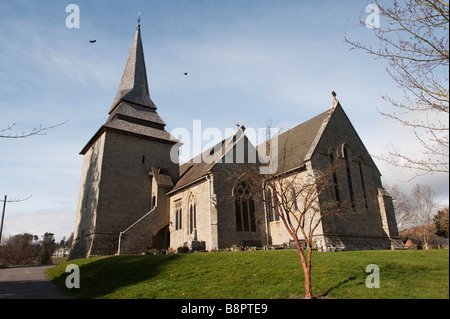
(0, 1, 448, 241)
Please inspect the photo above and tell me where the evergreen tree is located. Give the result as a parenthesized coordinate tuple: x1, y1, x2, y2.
(434, 207, 449, 238)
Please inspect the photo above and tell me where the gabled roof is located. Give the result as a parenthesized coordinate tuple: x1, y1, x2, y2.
(168, 93, 382, 194)
(277, 109, 331, 172)
(257, 106, 333, 175)
(169, 105, 335, 193)
(258, 95, 381, 176)
(169, 127, 247, 194)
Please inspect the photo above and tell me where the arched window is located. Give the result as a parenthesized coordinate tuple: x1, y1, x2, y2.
(329, 151, 341, 203)
(358, 159, 368, 209)
(343, 146, 355, 208)
(234, 180, 257, 232)
(174, 200, 182, 230)
(189, 196, 197, 234)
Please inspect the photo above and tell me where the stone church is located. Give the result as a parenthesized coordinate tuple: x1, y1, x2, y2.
(68, 23, 403, 260)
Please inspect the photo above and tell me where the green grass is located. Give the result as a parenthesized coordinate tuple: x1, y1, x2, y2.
(46, 249, 449, 299)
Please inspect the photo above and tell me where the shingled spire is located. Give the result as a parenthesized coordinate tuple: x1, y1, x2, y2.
(79, 22, 178, 155)
(109, 22, 156, 113)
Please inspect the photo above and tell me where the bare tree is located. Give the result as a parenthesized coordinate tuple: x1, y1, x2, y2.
(346, 0, 449, 177)
(0, 233, 39, 266)
(410, 184, 437, 249)
(385, 184, 415, 231)
(1, 121, 67, 139)
(1, 119, 66, 241)
(237, 133, 353, 299)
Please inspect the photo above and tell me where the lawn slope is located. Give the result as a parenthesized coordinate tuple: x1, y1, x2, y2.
(47, 249, 449, 299)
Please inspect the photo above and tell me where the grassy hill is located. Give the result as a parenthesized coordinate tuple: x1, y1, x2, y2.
(46, 249, 449, 299)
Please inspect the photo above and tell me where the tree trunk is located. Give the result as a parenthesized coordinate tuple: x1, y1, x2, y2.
(304, 270, 313, 299)
(303, 245, 313, 299)
(294, 236, 314, 299)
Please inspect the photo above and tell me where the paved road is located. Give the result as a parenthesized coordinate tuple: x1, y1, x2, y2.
(0, 265, 69, 299)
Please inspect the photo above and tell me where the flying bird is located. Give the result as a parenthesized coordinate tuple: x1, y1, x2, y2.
(184, 72, 188, 76)
(89, 40, 97, 43)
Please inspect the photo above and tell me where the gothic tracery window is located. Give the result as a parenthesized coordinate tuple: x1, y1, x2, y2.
(234, 180, 257, 232)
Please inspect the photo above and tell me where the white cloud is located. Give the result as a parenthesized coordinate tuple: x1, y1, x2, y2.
(1, 1, 447, 242)
(1, 207, 76, 243)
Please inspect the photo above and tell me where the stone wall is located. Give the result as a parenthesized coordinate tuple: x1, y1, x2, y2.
(169, 142, 267, 250)
(169, 178, 216, 250)
(308, 105, 403, 250)
(69, 133, 105, 260)
(69, 129, 179, 259)
(211, 163, 267, 249)
(258, 104, 404, 251)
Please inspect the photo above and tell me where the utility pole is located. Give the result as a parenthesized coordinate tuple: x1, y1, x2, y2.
(0, 195, 6, 245)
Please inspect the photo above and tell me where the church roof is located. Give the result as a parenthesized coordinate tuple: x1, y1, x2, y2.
(266, 107, 332, 174)
(168, 93, 382, 194)
(169, 127, 245, 194)
(260, 96, 381, 176)
(169, 107, 334, 193)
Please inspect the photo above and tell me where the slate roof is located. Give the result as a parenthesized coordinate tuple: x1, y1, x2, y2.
(169, 106, 333, 192)
(151, 167, 174, 188)
(169, 108, 335, 193)
(265, 108, 332, 174)
(169, 128, 242, 194)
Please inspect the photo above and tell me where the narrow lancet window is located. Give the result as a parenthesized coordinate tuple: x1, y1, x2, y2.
(189, 196, 197, 234)
(175, 200, 182, 230)
(330, 152, 341, 203)
(343, 146, 355, 208)
(359, 160, 368, 209)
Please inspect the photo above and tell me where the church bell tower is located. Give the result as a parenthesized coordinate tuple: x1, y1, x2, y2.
(69, 21, 179, 259)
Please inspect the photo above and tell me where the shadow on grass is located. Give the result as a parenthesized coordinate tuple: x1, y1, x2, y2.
(318, 275, 358, 298)
(50, 254, 184, 299)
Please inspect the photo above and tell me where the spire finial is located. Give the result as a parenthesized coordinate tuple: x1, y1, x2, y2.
(331, 91, 338, 108)
(138, 11, 141, 25)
